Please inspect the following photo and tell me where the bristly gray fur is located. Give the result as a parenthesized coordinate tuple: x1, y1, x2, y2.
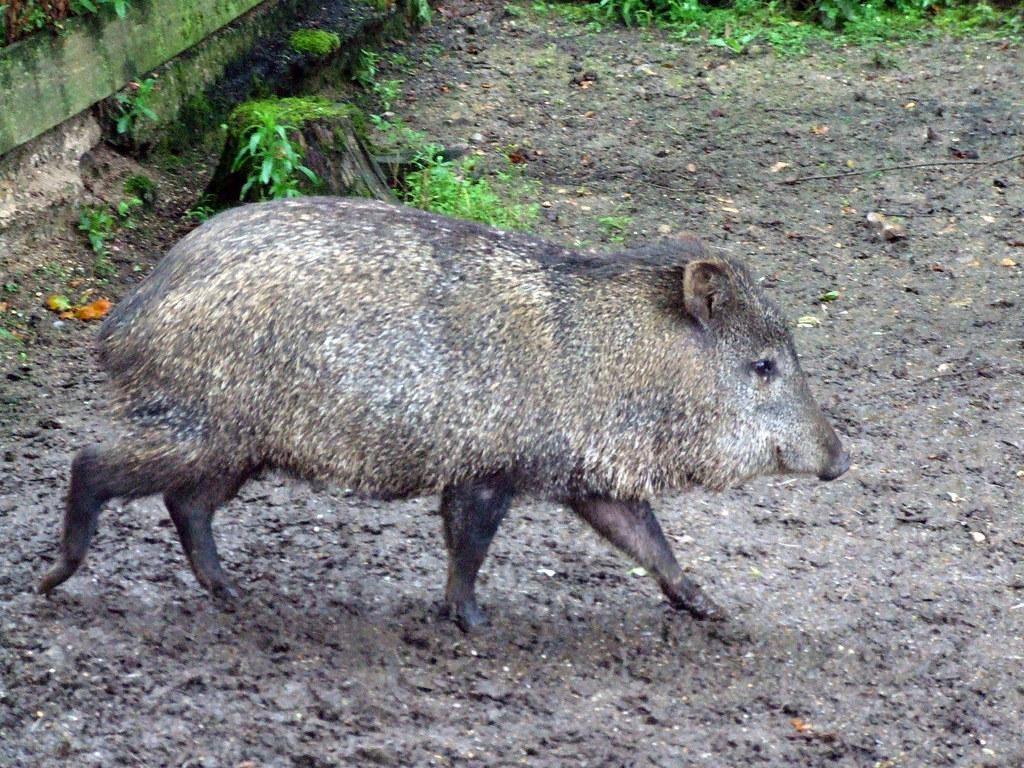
(96, 196, 841, 501)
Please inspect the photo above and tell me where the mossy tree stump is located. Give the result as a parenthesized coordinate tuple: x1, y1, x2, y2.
(206, 96, 394, 205)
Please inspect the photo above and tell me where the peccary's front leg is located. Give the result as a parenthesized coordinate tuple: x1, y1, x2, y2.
(440, 474, 515, 631)
(569, 498, 724, 621)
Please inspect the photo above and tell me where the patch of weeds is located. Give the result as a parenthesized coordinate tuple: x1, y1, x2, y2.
(386, 51, 415, 72)
(408, 0, 431, 25)
(36, 262, 72, 282)
(186, 197, 218, 223)
(598, 214, 632, 242)
(374, 78, 403, 112)
(401, 147, 539, 230)
(123, 174, 157, 207)
(354, 49, 381, 89)
(116, 196, 143, 223)
(115, 77, 158, 139)
(78, 205, 117, 255)
(77, 198, 143, 275)
(289, 28, 342, 57)
(93, 253, 117, 280)
(231, 106, 320, 200)
(354, 49, 404, 112)
(72, 0, 130, 18)
(576, 0, 1020, 52)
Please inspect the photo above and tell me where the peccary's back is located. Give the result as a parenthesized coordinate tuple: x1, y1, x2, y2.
(99, 198, 709, 498)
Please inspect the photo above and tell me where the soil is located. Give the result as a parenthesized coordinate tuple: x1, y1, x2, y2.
(2, 3, 1023, 767)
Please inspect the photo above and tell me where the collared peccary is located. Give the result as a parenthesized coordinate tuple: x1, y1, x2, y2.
(39, 197, 849, 629)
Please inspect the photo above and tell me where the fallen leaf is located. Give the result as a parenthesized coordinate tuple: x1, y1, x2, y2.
(46, 294, 72, 312)
(1000, 257, 1018, 267)
(797, 315, 821, 328)
(73, 298, 112, 321)
(820, 290, 840, 302)
(791, 718, 812, 733)
(769, 161, 791, 173)
(810, 124, 830, 136)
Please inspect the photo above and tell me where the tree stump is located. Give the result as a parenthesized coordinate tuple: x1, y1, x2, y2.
(205, 97, 394, 206)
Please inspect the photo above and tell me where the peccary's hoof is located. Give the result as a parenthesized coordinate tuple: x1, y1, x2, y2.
(446, 599, 488, 633)
(664, 578, 726, 622)
(683, 595, 727, 622)
(38, 559, 81, 595)
(206, 579, 242, 608)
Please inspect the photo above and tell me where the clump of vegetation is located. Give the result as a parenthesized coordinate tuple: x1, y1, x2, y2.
(289, 28, 341, 57)
(228, 99, 331, 200)
(570, 0, 1021, 52)
(77, 196, 143, 276)
(3, 0, 132, 45)
(354, 51, 538, 230)
(123, 174, 157, 207)
(408, 0, 431, 24)
(401, 146, 539, 230)
(78, 205, 118, 256)
(115, 77, 159, 139)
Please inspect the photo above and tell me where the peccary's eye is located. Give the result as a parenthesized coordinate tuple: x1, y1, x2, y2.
(752, 358, 776, 380)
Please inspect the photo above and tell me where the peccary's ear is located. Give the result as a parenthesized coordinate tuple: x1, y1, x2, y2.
(682, 259, 733, 327)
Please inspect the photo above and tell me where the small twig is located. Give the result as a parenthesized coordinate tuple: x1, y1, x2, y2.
(779, 152, 1024, 185)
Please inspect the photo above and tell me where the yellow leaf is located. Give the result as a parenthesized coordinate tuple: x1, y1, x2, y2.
(1000, 257, 1017, 267)
(46, 294, 72, 312)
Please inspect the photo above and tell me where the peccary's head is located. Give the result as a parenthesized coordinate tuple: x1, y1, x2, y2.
(679, 257, 850, 490)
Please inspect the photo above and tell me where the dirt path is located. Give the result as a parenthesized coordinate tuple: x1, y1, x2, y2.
(2, 3, 1023, 766)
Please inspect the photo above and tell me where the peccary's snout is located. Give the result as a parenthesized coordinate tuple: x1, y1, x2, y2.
(819, 444, 850, 481)
(817, 430, 851, 482)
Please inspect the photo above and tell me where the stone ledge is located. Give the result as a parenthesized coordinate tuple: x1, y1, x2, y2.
(0, 0, 266, 158)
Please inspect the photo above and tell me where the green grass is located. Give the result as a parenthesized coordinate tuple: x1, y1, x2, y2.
(400, 146, 539, 230)
(538, 0, 1021, 54)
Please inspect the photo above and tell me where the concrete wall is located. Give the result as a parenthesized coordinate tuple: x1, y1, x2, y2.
(0, 0, 265, 158)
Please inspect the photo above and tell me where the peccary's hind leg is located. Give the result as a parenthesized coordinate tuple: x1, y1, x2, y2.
(164, 471, 251, 602)
(440, 474, 514, 631)
(570, 498, 724, 621)
(39, 443, 182, 594)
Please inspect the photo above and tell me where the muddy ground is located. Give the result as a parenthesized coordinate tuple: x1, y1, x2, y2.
(2, 2, 1023, 766)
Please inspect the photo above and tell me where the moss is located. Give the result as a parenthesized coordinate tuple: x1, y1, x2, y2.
(288, 28, 342, 57)
(229, 97, 366, 133)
